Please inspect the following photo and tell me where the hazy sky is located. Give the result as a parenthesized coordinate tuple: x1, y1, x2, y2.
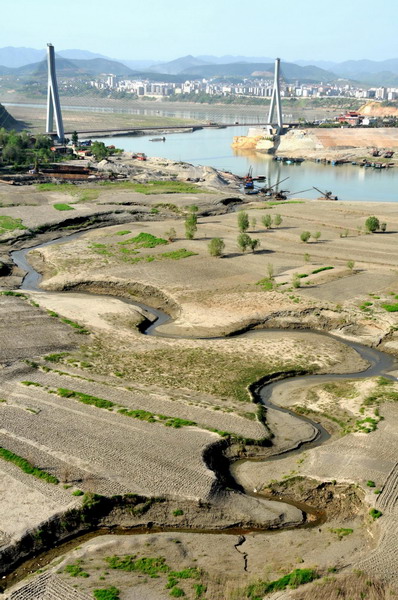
(4, 0, 398, 62)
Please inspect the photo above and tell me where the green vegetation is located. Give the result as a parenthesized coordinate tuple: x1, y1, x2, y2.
(0, 446, 58, 484)
(164, 227, 177, 241)
(115, 230, 131, 236)
(237, 210, 250, 233)
(382, 303, 398, 312)
(265, 200, 305, 207)
(237, 233, 260, 253)
(169, 588, 185, 597)
(208, 237, 225, 257)
(0, 290, 27, 298)
(261, 214, 272, 229)
(243, 569, 318, 599)
(347, 260, 355, 271)
(273, 213, 283, 227)
(72, 489, 84, 496)
(312, 266, 334, 274)
(99, 180, 205, 194)
(173, 509, 184, 516)
(367, 480, 376, 487)
(330, 528, 353, 539)
(0, 129, 54, 168)
(93, 588, 120, 600)
(0, 216, 27, 236)
(292, 273, 302, 288)
(193, 584, 207, 598)
(65, 562, 89, 577)
(44, 352, 69, 363)
(185, 210, 198, 240)
(118, 407, 197, 428)
(106, 555, 170, 576)
(160, 249, 197, 260)
(312, 231, 321, 242)
(369, 508, 383, 520)
(57, 388, 114, 409)
(119, 232, 168, 248)
(53, 203, 74, 211)
(365, 216, 380, 233)
(300, 231, 311, 243)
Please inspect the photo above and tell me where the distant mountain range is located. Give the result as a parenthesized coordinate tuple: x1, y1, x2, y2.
(1, 47, 398, 85)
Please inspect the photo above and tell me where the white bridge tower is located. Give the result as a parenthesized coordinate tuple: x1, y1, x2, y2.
(46, 43, 64, 142)
(268, 58, 283, 134)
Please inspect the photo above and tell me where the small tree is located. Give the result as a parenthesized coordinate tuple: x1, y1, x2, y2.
(300, 231, 311, 243)
(266, 263, 274, 280)
(71, 131, 79, 146)
(208, 237, 225, 257)
(292, 273, 301, 288)
(237, 210, 249, 233)
(380, 222, 387, 232)
(250, 217, 257, 231)
(312, 231, 321, 242)
(185, 213, 197, 240)
(165, 227, 176, 242)
(304, 253, 310, 263)
(249, 238, 261, 252)
(237, 233, 251, 252)
(91, 141, 109, 161)
(273, 214, 283, 227)
(261, 214, 272, 229)
(365, 216, 380, 233)
(347, 260, 355, 271)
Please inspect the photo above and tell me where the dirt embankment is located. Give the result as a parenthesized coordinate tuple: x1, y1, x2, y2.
(359, 101, 398, 117)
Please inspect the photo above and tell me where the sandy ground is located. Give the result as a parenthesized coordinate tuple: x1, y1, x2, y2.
(1, 180, 398, 598)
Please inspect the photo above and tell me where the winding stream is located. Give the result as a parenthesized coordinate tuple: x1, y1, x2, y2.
(4, 229, 397, 590)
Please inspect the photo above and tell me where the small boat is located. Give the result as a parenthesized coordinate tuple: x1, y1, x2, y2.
(149, 137, 166, 142)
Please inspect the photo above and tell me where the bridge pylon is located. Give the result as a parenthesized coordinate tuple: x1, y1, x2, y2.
(46, 43, 65, 142)
(267, 58, 283, 135)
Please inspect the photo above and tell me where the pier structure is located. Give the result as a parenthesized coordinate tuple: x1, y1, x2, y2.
(46, 43, 64, 142)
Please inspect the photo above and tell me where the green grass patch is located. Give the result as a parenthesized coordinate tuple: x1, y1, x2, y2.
(65, 562, 89, 577)
(21, 381, 42, 387)
(53, 203, 74, 211)
(154, 203, 182, 213)
(160, 249, 197, 260)
(93, 588, 120, 600)
(72, 489, 84, 496)
(311, 266, 334, 274)
(0, 290, 28, 298)
(44, 352, 69, 363)
(172, 509, 184, 517)
(99, 180, 206, 194)
(106, 555, 169, 577)
(0, 446, 58, 484)
(115, 230, 131, 236)
(169, 588, 185, 598)
(37, 183, 77, 192)
(369, 508, 382, 520)
(264, 200, 305, 207)
(0, 216, 27, 235)
(118, 408, 197, 428)
(118, 232, 168, 248)
(330, 527, 353, 539)
(322, 381, 358, 399)
(367, 480, 376, 487)
(244, 568, 318, 599)
(60, 317, 90, 335)
(57, 388, 114, 409)
(256, 277, 274, 291)
(382, 303, 398, 312)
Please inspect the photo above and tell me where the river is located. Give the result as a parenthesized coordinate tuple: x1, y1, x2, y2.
(92, 127, 398, 203)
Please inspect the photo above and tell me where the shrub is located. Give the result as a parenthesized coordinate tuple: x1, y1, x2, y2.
(261, 214, 272, 229)
(380, 222, 387, 232)
(347, 260, 355, 271)
(300, 231, 311, 243)
(169, 588, 185, 598)
(237, 210, 249, 232)
(93, 587, 120, 600)
(208, 237, 225, 257)
(173, 509, 184, 516)
(185, 213, 197, 240)
(250, 217, 257, 230)
(382, 303, 398, 312)
(273, 214, 282, 227)
(249, 238, 260, 252)
(237, 233, 251, 252)
(369, 508, 382, 520)
(292, 273, 301, 288)
(365, 216, 380, 233)
(304, 253, 310, 263)
(367, 480, 376, 487)
(312, 231, 321, 242)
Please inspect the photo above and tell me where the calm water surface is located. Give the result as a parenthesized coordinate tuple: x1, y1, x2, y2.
(93, 127, 398, 203)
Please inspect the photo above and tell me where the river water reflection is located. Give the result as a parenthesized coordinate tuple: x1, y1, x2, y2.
(94, 127, 398, 203)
